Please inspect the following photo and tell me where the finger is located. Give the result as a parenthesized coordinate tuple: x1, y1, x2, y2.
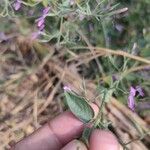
(89, 130, 119, 150)
(12, 104, 99, 150)
(12, 111, 83, 150)
(49, 104, 98, 146)
(61, 139, 87, 150)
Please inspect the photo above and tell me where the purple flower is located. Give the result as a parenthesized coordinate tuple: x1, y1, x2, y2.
(128, 86, 145, 111)
(63, 86, 72, 92)
(128, 87, 136, 111)
(13, 0, 21, 11)
(36, 17, 45, 31)
(130, 86, 136, 96)
(43, 7, 50, 15)
(128, 94, 135, 111)
(136, 86, 144, 97)
(37, 17, 45, 28)
(36, 7, 50, 31)
(39, 24, 45, 31)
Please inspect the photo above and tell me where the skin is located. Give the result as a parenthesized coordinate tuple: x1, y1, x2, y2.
(11, 105, 119, 150)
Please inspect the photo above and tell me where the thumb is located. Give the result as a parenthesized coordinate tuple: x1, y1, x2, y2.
(61, 139, 87, 150)
(89, 130, 119, 150)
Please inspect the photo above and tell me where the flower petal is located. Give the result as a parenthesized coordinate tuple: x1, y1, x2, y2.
(39, 24, 45, 31)
(63, 86, 72, 92)
(37, 17, 45, 27)
(130, 86, 136, 96)
(43, 7, 50, 15)
(128, 95, 135, 111)
(136, 86, 144, 97)
(13, 1, 21, 11)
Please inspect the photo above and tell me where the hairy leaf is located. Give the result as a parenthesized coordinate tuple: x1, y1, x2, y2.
(64, 91, 94, 123)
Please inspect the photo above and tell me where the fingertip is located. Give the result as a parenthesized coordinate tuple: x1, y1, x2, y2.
(49, 111, 84, 145)
(61, 140, 87, 150)
(89, 130, 119, 150)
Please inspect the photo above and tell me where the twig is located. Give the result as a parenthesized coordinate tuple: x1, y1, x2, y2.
(71, 46, 150, 64)
(77, 30, 105, 76)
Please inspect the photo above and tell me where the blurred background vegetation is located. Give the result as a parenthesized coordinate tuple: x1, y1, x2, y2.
(0, 0, 150, 149)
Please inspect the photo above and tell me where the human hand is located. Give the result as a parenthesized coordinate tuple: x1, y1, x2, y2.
(11, 105, 119, 150)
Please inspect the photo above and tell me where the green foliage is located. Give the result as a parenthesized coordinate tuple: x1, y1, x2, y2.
(64, 91, 94, 123)
(0, 0, 149, 148)
(81, 127, 93, 146)
(0, 0, 149, 118)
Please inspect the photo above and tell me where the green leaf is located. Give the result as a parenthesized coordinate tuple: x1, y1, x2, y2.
(103, 89, 113, 103)
(81, 127, 93, 146)
(64, 91, 94, 123)
(98, 86, 113, 103)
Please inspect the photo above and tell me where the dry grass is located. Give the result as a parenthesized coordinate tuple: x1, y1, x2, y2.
(0, 35, 149, 150)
